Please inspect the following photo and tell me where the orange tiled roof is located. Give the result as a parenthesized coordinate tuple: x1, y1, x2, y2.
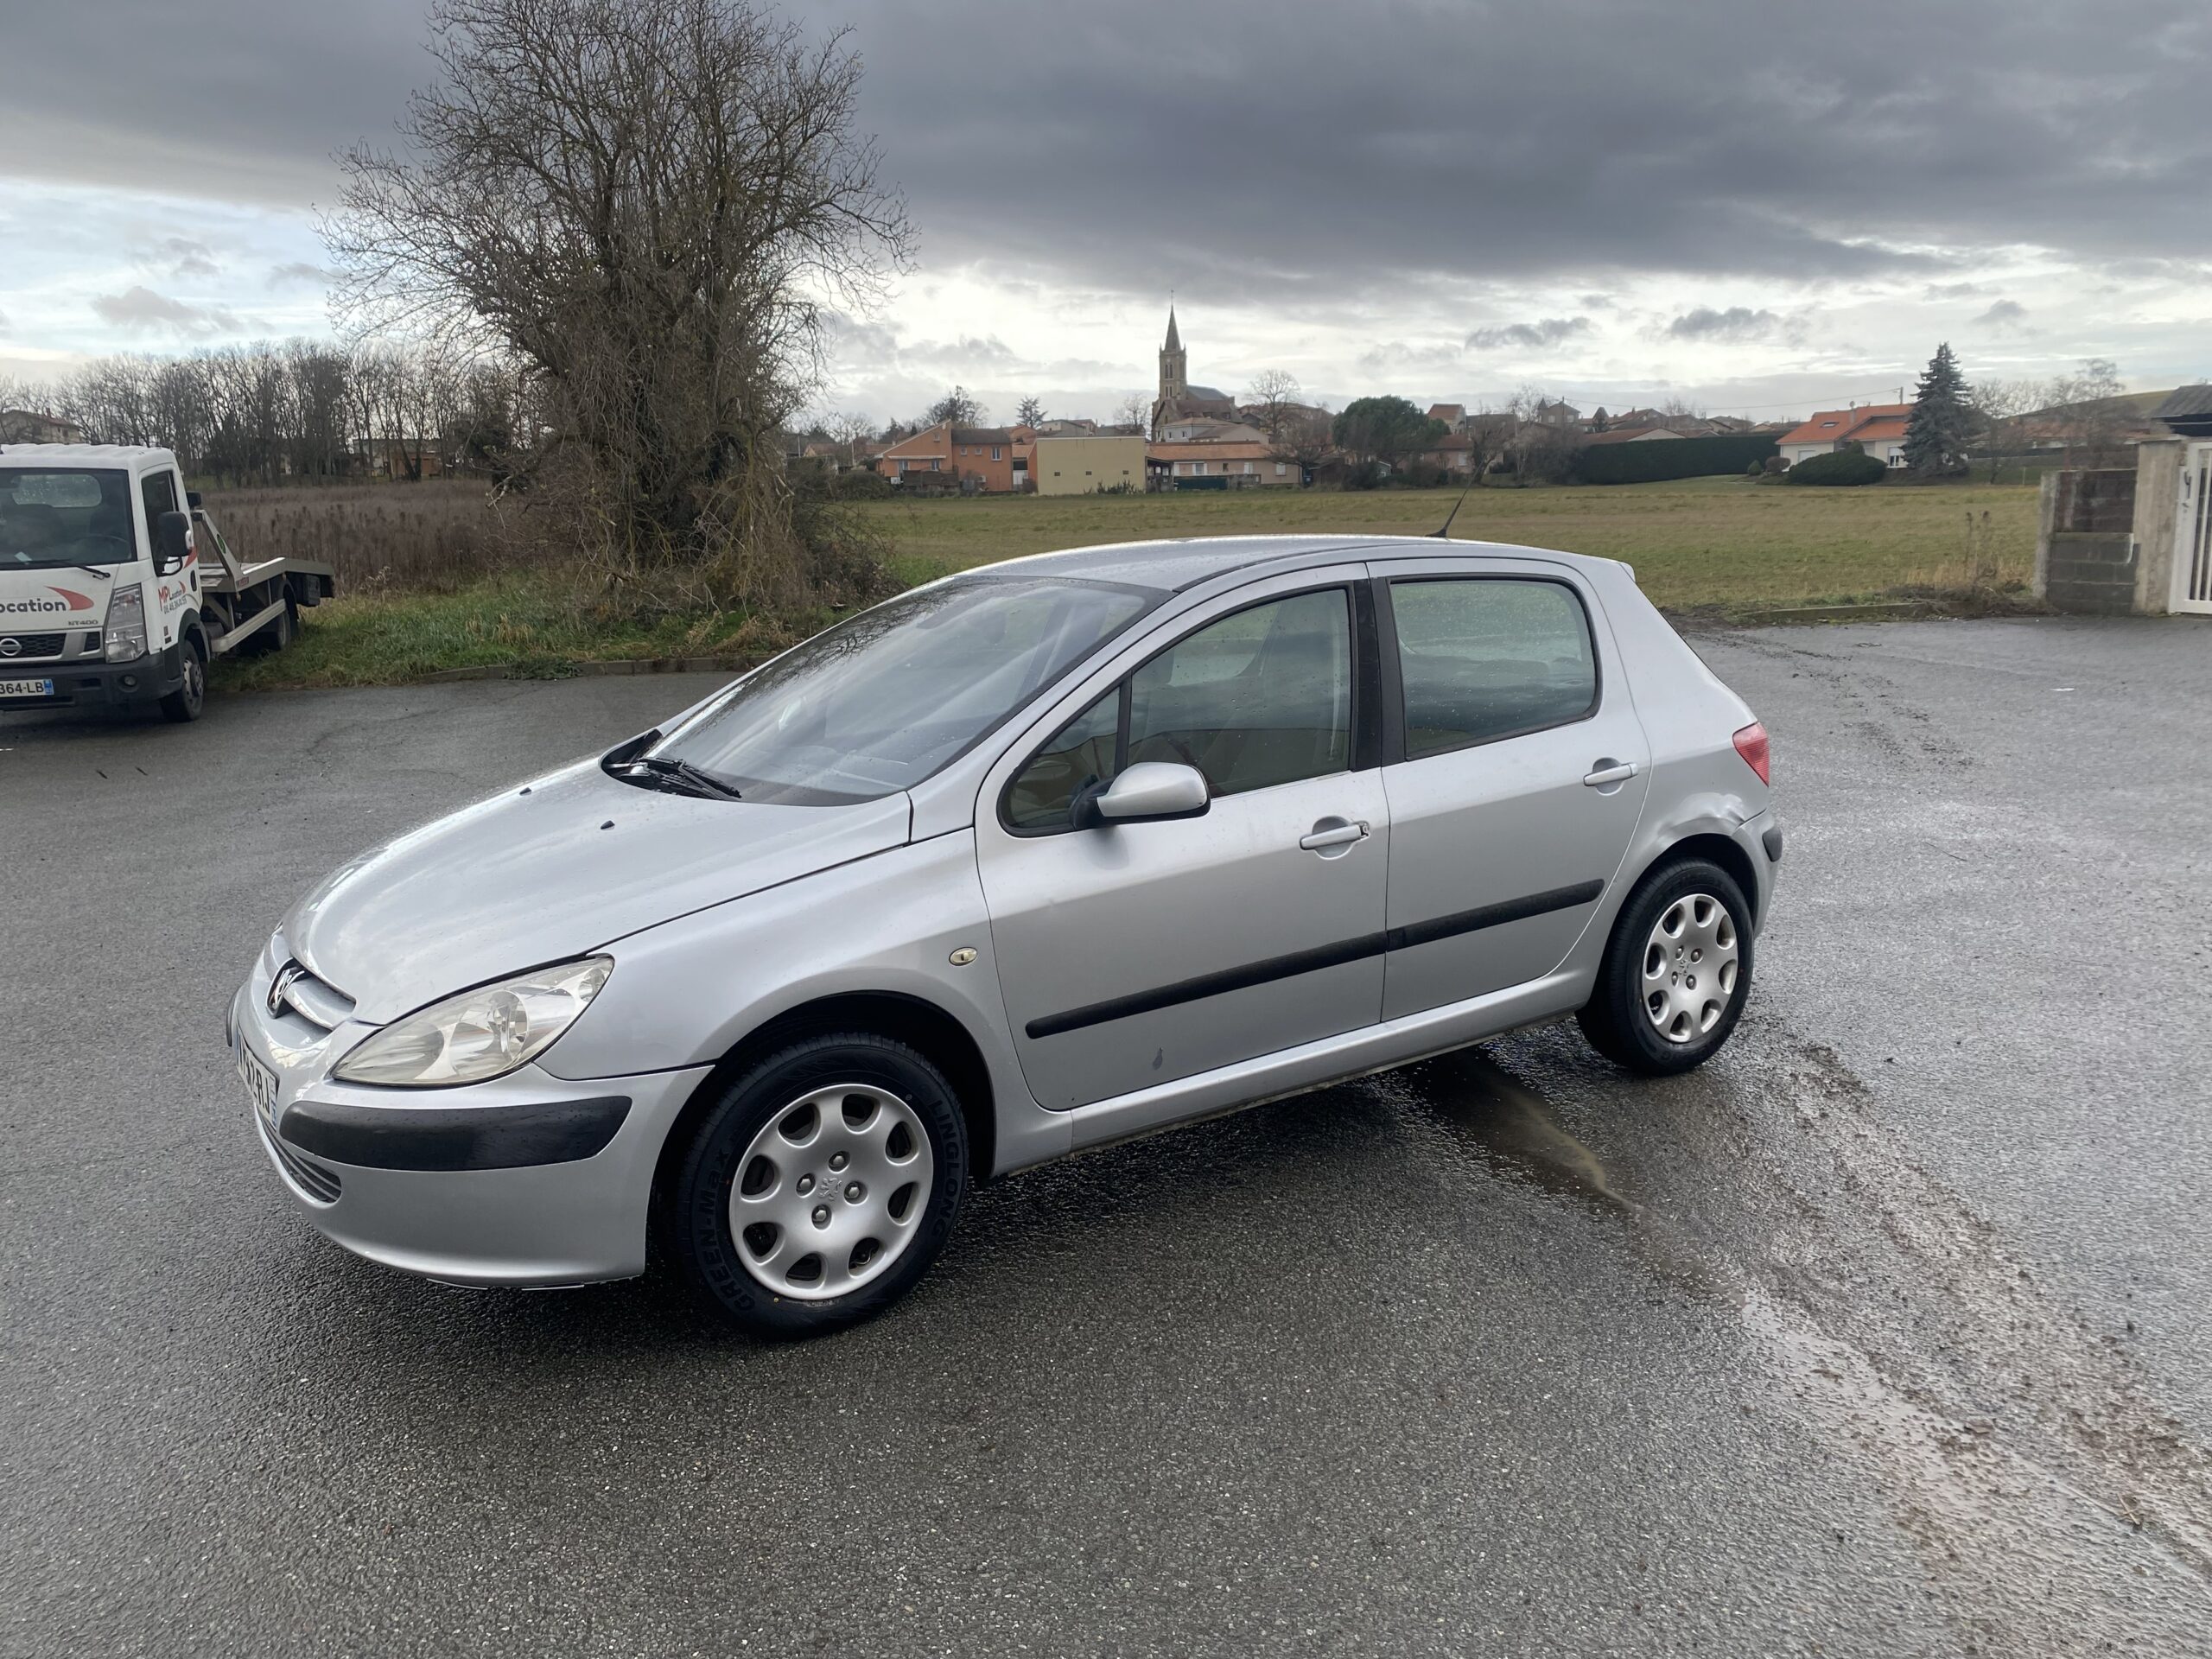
(1777, 404, 1912, 447)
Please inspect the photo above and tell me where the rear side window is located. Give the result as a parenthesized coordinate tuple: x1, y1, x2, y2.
(1389, 579, 1596, 757)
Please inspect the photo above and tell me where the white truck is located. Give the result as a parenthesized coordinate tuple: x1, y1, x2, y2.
(0, 443, 334, 722)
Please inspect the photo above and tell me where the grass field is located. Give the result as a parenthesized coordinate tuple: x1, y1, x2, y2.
(214, 475, 2040, 690)
(861, 475, 2038, 611)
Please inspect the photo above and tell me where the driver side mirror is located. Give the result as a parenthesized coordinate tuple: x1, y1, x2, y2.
(154, 509, 192, 576)
(1072, 761, 1211, 828)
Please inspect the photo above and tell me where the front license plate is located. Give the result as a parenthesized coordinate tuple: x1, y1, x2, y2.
(238, 1045, 279, 1128)
(0, 678, 55, 699)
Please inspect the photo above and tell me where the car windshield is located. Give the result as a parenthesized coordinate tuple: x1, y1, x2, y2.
(1, 469, 138, 569)
(646, 575, 1158, 804)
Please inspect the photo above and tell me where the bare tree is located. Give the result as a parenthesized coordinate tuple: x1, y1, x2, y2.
(824, 409, 874, 468)
(1115, 392, 1150, 435)
(1967, 378, 2036, 481)
(2037, 358, 2129, 464)
(1267, 404, 1334, 476)
(1459, 404, 1513, 485)
(1503, 386, 1580, 485)
(1243, 369, 1302, 442)
(325, 0, 911, 604)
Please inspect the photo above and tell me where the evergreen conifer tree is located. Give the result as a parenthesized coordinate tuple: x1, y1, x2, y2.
(1904, 342, 1974, 477)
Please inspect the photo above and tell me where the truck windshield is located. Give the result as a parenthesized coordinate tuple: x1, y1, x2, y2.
(2, 469, 138, 569)
(645, 575, 1158, 804)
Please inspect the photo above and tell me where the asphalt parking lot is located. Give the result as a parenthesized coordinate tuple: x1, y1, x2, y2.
(4, 616, 2209, 1657)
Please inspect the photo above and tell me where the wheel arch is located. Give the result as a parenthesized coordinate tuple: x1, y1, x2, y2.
(1645, 831, 1758, 922)
(651, 989, 999, 1216)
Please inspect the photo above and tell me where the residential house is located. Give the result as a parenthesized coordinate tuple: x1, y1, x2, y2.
(1776, 404, 1914, 468)
(0, 409, 85, 444)
(1156, 416, 1269, 444)
(1147, 440, 1299, 488)
(1035, 417, 1099, 436)
(874, 423, 1035, 491)
(1427, 404, 1466, 431)
(1416, 434, 1479, 474)
(1530, 400, 1580, 429)
(1033, 435, 1146, 494)
(2155, 385, 2212, 440)
(1580, 425, 1688, 446)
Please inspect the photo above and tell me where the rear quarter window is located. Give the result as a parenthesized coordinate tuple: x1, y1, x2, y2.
(1390, 578, 1598, 757)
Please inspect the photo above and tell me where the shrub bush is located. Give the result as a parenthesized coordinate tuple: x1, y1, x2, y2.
(1786, 448, 1889, 486)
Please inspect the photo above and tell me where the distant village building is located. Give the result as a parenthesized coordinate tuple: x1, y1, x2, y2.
(0, 409, 84, 445)
(1150, 440, 1298, 488)
(1033, 434, 1146, 494)
(874, 423, 1035, 492)
(1149, 307, 1238, 437)
(1775, 404, 1914, 469)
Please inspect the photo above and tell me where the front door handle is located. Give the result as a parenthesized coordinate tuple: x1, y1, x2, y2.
(1582, 760, 1638, 788)
(1299, 820, 1370, 851)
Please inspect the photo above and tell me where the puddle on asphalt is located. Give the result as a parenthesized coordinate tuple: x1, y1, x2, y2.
(1391, 1046, 1636, 1211)
(1379, 1030, 2212, 1646)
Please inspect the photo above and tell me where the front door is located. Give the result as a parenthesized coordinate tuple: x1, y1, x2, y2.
(976, 577, 1389, 1110)
(2177, 442, 2212, 616)
(1370, 560, 1650, 1020)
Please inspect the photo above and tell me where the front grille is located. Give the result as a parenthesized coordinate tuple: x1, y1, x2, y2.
(260, 1116, 344, 1204)
(270, 960, 356, 1033)
(0, 632, 66, 661)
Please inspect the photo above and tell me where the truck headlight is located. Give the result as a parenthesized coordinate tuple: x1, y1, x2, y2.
(104, 583, 147, 663)
(332, 957, 613, 1087)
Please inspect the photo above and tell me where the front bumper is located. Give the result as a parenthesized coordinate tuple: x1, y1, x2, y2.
(0, 645, 182, 710)
(229, 962, 709, 1288)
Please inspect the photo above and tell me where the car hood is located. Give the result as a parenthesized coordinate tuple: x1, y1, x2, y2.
(284, 756, 912, 1023)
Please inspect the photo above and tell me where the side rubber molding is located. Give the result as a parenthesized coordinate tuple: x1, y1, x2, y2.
(278, 1096, 632, 1172)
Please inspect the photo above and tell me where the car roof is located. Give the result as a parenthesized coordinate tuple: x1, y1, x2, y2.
(0, 443, 179, 471)
(973, 533, 1618, 593)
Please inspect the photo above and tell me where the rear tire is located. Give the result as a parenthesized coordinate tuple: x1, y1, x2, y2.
(1577, 857, 1752, 1076)
(663, 1033, 968, 1338)
(158, 635, 207, 723)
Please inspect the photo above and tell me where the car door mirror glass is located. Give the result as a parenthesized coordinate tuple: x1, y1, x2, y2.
(1092, 760, 1209, 823)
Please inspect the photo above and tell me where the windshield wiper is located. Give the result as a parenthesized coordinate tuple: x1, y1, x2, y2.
(70, 564, 113, 580)
(628, 755, 744, 801)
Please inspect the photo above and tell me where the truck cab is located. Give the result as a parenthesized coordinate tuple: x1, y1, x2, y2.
(0, 443, 331, 722)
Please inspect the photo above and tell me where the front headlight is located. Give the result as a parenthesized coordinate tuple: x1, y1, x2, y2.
(332, 957, 613, 1088)
(104, 583, 147, 663)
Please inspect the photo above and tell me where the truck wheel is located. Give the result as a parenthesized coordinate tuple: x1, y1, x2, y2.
(244, 597, 298, 656)
(159, 637, 207, 723)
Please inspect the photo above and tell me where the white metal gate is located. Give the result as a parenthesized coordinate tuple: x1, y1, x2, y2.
(2177, 442, 2212, 614)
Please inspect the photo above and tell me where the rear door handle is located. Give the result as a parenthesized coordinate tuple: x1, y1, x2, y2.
(1582, 761, 1638, 788)
(1299, 820, 1370, 851)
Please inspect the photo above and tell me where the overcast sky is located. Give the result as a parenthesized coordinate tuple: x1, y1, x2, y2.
(3, 0, 2208, 424)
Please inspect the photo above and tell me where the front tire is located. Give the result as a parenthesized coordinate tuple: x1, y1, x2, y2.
(1578, 858, 1752, 1075)
(158, 635, 207, 723)
(664, 1033, 968, 1338)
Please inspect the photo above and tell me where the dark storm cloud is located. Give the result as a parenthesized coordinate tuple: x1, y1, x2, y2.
(1466, 317, 1592, 351)
(1974, 298, 2031, 330)
(3, 0, 2207, 306)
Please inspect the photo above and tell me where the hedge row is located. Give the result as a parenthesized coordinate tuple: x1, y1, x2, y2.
(1571, 432, 1780, 485)
(1784, 448, 1888, 486)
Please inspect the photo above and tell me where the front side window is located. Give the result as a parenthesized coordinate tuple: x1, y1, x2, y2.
(1127, 588, 1350, 797)
(1001, 588, 1354, 831)
(650, 576, 1154, 804)
(1, 468, 137, 569)
(1390, 578, 1597, 757)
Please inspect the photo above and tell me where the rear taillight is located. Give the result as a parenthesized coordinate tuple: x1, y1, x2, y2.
(1732, 721, 1770, 785)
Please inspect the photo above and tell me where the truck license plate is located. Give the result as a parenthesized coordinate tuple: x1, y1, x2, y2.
(238, 1046, 280, 1128)
(0, 678, 55, 699)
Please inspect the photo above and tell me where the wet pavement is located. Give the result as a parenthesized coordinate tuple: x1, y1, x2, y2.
(3, 615, 2209, 1656)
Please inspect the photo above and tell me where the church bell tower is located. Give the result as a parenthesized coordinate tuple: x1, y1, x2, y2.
(1158, 305, 1187, 403)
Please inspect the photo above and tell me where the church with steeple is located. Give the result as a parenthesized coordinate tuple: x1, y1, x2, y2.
(1148, 304, 1239, 436)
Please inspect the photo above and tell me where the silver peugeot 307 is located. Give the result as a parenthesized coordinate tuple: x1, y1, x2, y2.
(229, 535, 1777, 1335)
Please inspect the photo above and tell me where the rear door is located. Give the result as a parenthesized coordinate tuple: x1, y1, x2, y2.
(975, 568, 1389, 1110)
(1370, 556, 1649, 1020)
